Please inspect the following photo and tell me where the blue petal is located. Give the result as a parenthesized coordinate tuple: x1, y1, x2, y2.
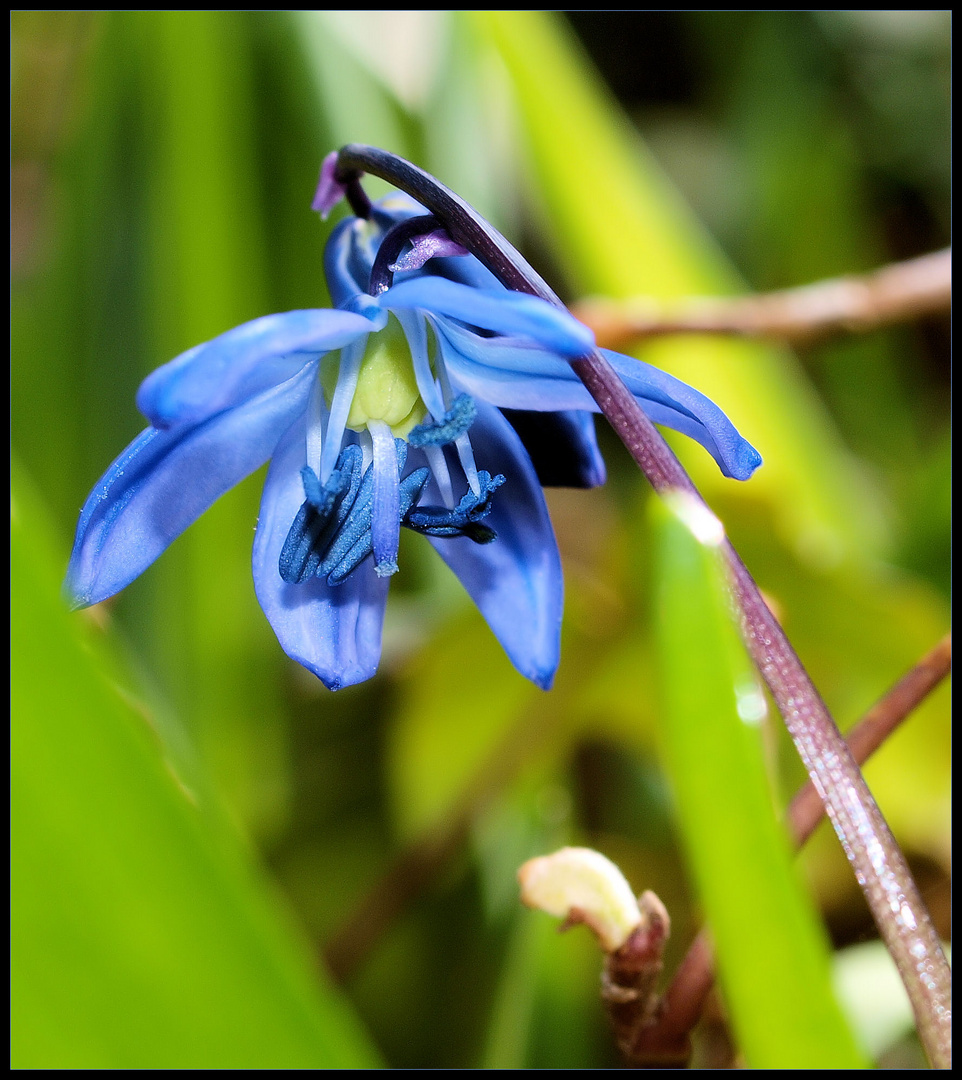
(65, 364, 316, 609)
(137, 309, 370, 428)
(252, 409, 389, 690)
(431, 316, 600, 410)
(421, 400, 563, 689)
(419, 252, 504, 292)
(432, 318, 761, 481)
(381, 277, 595, 358)
(601, 350, 762, 481)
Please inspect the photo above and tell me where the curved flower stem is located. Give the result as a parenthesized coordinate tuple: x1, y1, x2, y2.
(633, 634, 952, 1065)
(335, 145, 951, 1068)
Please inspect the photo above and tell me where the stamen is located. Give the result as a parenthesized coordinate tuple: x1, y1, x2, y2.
(407, 394, 476, 447)
(320, 335, 366, 482)
(278, 447, 363, 584)
(317, 460, 375, 582)
(422, 322, 482, 496)
(305, 371, 326, 474)
(403, 471, 505, 544)
(434, 332, 456, 403)
(423, 444, 454, 509)
(395, 309, 445, 417)
(327, 463, 429, 586)
(369, 421, 403, 577)
(454, 432, 481, 497)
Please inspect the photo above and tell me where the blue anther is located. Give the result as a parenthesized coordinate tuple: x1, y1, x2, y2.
(317, 463, 375, 582)
(407, 394, 477, 448)
(319, 440, 416, 585)
(403, 470, 505, 544)
(282, 440, 437, 586)
(278, 445, 362, 584)
(329, 464, 430, 585)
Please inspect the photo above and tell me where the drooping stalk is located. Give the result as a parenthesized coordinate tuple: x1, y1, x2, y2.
(334, 145, 951, 1067)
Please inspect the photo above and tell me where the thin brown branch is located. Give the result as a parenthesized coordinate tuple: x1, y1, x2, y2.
(629, 635, 952, 1066)
(790, 634, 952, 848)
(573, 249, 951, 349)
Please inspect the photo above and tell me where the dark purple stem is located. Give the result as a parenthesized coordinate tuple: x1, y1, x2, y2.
(367, 214, 440, 295)
(343, 174, 372, 220)
(335, 145, 951, 1068)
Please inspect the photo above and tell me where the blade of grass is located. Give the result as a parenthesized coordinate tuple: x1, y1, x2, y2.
(651, 491, 865, 1068)
(11, 461, 381, 1069)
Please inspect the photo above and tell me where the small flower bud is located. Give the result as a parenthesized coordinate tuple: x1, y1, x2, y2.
(518, 846, 644, 953)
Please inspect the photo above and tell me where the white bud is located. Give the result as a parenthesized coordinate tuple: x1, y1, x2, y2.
(517, 847, 643, 953)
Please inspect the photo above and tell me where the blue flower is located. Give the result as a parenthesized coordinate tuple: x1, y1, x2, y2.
(66, 188, 760, 691)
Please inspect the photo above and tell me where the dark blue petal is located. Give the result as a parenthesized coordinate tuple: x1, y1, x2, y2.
(419, 401, 563, 690)
(137, 310, 369, 429)
(66, 363, 316, 609)
(500, 409, 606, 489)
(252, 412, 389, 690)
(381, 277, 595, 358)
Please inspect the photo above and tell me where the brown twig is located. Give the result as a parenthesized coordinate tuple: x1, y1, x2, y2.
(628, 635, 952, 1066)
(573, 249, 951, 349)
(789, 633, 952, 848)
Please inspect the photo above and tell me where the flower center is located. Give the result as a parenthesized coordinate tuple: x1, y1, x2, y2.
(322, 315, 425, 438)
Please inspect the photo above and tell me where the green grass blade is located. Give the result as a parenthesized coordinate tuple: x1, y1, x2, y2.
(651, 493, 866, 1067)
(11, 462, 381, 1069)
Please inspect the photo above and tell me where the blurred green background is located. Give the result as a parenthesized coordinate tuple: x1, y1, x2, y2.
(11, 11, 949, 1069)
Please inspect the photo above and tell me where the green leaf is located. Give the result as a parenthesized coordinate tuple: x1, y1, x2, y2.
(650, 493, 866, 1068)
(11, 462, 381, 1069)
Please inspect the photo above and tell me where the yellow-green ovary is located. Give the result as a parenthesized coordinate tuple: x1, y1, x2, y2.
(324, 316, 426, 438)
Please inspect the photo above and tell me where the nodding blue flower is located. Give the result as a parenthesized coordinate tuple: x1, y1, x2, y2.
(66, 174, 761, 692)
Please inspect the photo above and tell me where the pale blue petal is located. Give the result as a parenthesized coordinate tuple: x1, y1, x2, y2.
(252, 410, 389, 691)
(601, 349, 762, 481)
(137, 309, 370, 428)
(65, 364, 316, 608)
(432, 317, 599, 410)
(423, 400, 563, 689)
(423, 253, 504, 292)
(432, 318, 761, 481)
(382, 277, 595, 358)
